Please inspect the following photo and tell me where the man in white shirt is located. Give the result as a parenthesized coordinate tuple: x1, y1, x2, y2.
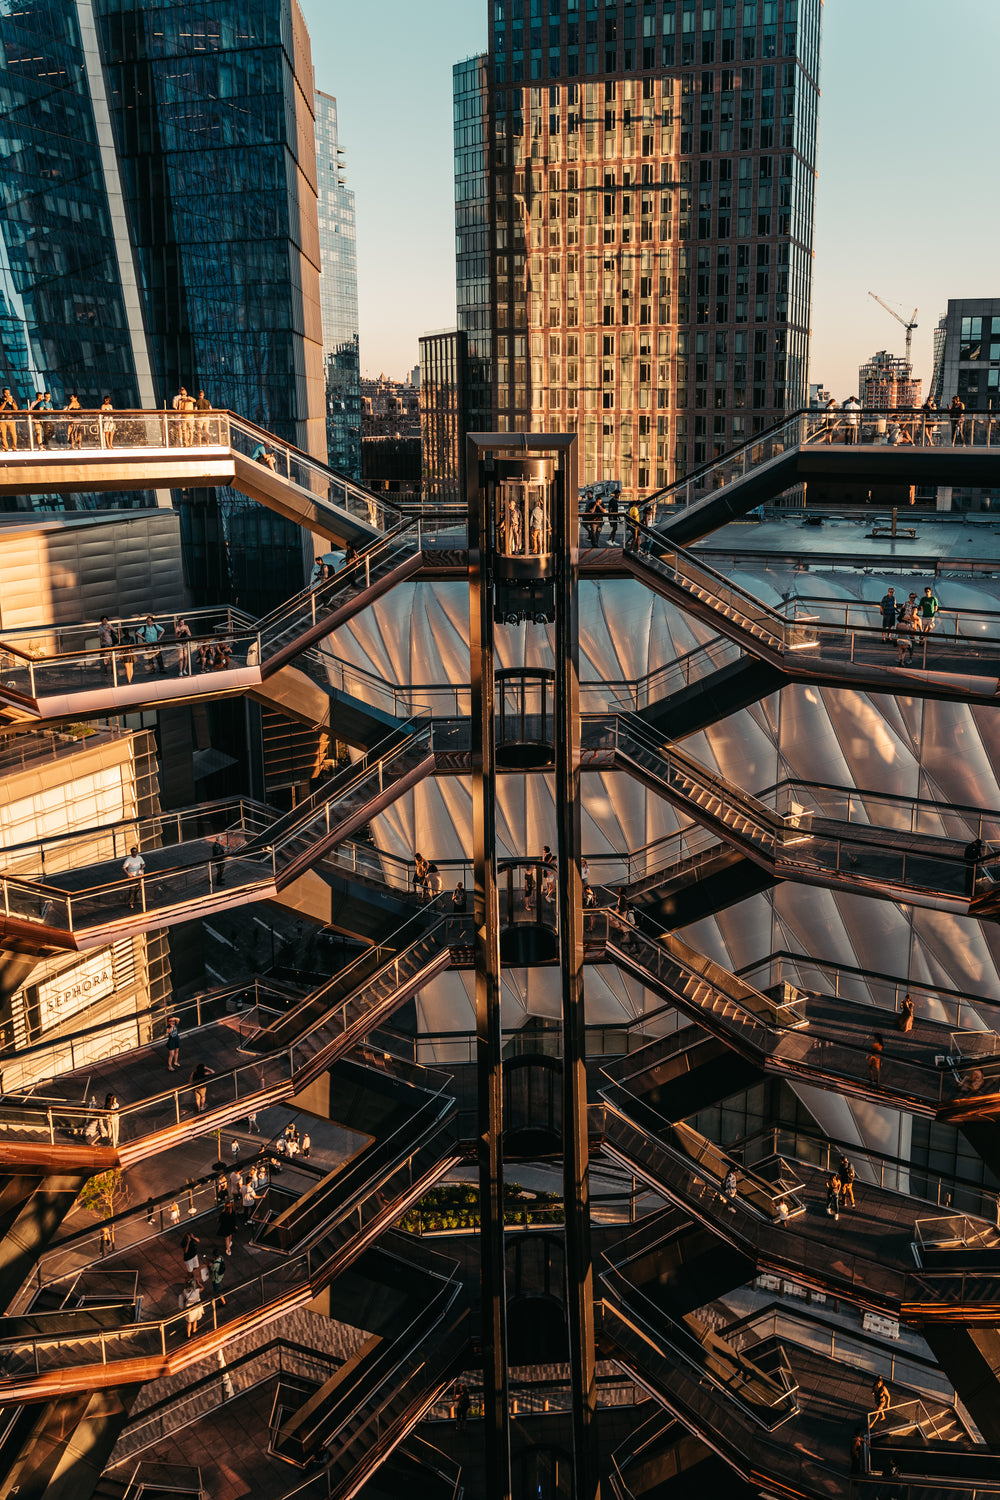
(122, 845, 145, 908)
(842, 395, 861, 444)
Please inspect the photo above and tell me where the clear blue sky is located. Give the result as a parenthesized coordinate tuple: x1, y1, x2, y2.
(301, 0, 1000, 395)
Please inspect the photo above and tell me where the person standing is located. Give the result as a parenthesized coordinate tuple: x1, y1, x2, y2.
(918, 586, 939, 633)
(211, 838, 227, 889)
(452, 881, 467, 914)
(842, 394, 861, 443)
(0, 388, 18, 451)
(241, 1173, 258, 1225)
(606, 490, 620, 545)
(867, 1032, 884, 1085)
(825, 1173, 841, 1220)
(194, 389, 212, 444)
(529, 498, 544, 554)
(584, 493, 605, 548)
(209, 1250, 227, 1306)
(505, 496, 523, 553)
(879, 587, 897, 644)
(413, 852, 429, 900)
(98, 616, 115, 677)
(136, 614, 165, 674)
(218, 1199, 236, 1256)
(626, 500, 641, 549)
(167, 1015, 181, 1071)
(190, 1062, 214, 1114)
(101, 1092, 120, 1149)
(180, 1230, 200, 1275)
(838, 1155, 856, 1210)
(455, 1383, 471, 1430)
(122, 845, 145, 908)
(99, 396, 116, 448)
(301, 1132, 311, 1159)
(28, 391, 46, 448)
(172, 386, 195, 446)
(180, 1276, 203, 1338)
(64, 392, 83, 449)
(895, 597, 917, 664)
(897, 995, 915, 1033)
(174, 617, 192, 675)
(821, 395, 839, 444)
(949, 394, 966, 445)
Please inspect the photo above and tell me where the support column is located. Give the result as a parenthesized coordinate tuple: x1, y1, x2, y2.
(553, 441, 601, 1498)
(467, 437, 512, 1500)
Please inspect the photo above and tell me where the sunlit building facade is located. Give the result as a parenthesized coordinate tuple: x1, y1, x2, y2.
(455, 0, 821, 509)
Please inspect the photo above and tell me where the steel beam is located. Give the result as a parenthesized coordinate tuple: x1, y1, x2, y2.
(466, 435, 513, 1500)
(553, 436, 601, 1498)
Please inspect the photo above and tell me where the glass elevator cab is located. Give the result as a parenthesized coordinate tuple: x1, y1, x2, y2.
(488, 456, 558, 625)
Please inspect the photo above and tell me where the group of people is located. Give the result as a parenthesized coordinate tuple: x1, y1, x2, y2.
(170, 386, 215, 445)
(0, 387, 117, 450)
(0, 385, 215, 452)
(581, 493, 655, 551)
(98, 613, 236, 681)
(878, 585, 939, 664)
(275, 1121, 311, 1159)
(824, 1155, 857, 1221)
(811, 394, 973, 447)
(413, 853, 444, 901)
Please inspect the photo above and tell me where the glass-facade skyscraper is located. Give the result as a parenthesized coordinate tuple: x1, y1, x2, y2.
(0, 0, 325, 608)
(315, 90, 362, 480)
(455, 0, 821, 508)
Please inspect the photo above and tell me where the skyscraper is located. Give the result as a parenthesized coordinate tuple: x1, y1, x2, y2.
(0, 0, 325, 608)
(455, 0, 821, 509)
(316, 90, 362, 480)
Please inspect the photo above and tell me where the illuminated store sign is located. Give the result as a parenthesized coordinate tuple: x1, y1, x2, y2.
(36, 953, 115, 1031)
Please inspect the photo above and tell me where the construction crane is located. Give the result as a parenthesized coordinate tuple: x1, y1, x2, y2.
(868, 291, 918, 366)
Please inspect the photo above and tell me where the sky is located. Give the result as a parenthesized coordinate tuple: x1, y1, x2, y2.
(300, 0, 1000, 396)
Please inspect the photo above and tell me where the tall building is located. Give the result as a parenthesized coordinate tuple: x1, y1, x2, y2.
(934, 297, 1000, 414)
(455, 0, 822, 509)
(315, 91, 362, 479)
(0, 0, 325, 609)
(930, 298, 1000, 512)
(419, 327, 468, 505)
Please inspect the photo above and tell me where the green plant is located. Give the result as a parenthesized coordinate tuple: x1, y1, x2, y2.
(77, 1169, 131, 1224)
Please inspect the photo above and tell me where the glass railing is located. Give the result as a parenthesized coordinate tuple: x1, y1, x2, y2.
(627, 530, 1000, 675)
(587, 718, 987, 906)
(739, 951, 1000, 1035)
(227, 413, 404, 534)
(734, 1125, 1000, 1227)
(0, 911, 460, 1153)
(0, 979, 286, 1098)
(640, 405, 1000, 520)
(0, 402, 414, 536)
(0, 1219, 459, 1388)
(0, 408, 230, 456)
(595, 912, 800, 1041)
(0, 722, 444, 937)
(0, 523, 436, 706)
